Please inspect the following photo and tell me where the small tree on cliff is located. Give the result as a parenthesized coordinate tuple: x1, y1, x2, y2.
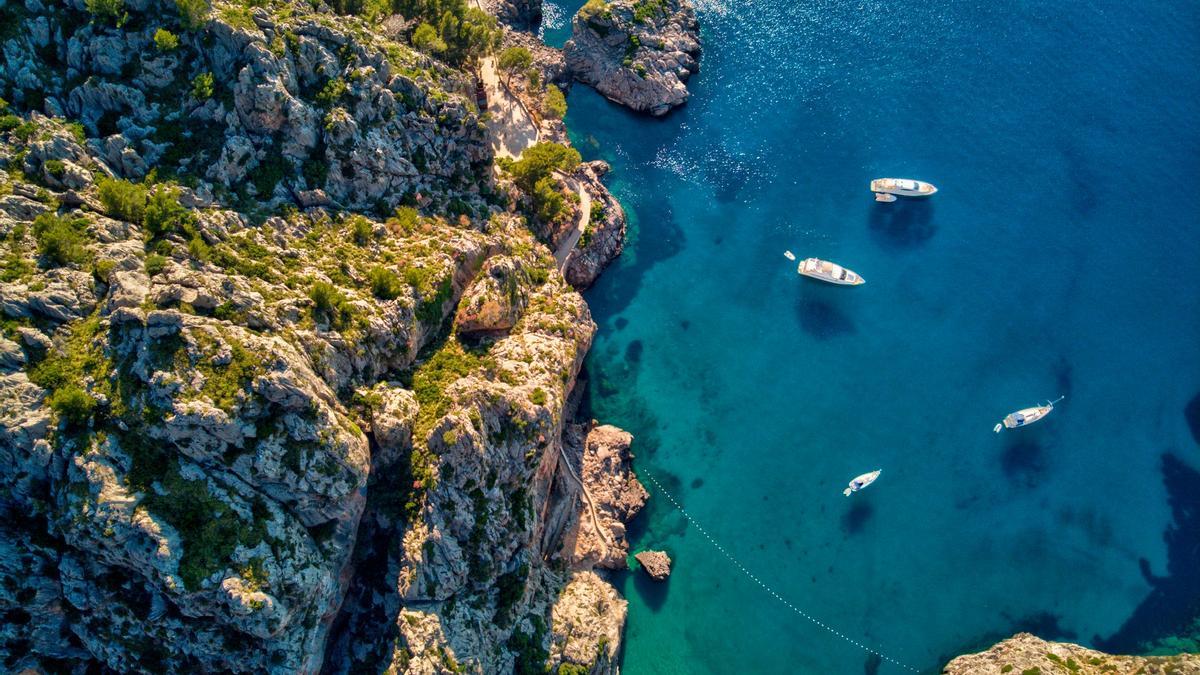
(509, 142, 581, 224)
(498, 46, 533, 87)
(509, 142, 581, 192)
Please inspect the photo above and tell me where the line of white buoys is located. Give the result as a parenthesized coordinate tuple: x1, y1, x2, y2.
(641, 470, 921, 673)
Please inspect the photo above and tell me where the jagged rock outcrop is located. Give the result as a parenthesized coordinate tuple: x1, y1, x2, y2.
(566, 160, 627, 289)
(564, 0, 701, 116)
(944, 633, 1200, 674)
(634, 550, 671, 580)
(560, 422, 648, 569)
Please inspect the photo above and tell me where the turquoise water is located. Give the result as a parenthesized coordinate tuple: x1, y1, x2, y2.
(549, 1, 1200, 672)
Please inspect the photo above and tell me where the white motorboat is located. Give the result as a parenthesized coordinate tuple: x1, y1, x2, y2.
(870, 178, 937, 198)
(994, 396, 1065, 433)
(844, 470, 881, 496)
(798, 258, 864, 286)
(783, 250, 796, 261)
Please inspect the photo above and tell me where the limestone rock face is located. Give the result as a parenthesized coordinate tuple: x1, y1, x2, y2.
(454, 255, 529, 334)
(547, 571, 626, 675)
(560, 423, 648, 569)
(634, 550, 671, 580)
(943, 633, 1200, 675)
(565, 0, 702, 116)
(565, 161, 627, 289)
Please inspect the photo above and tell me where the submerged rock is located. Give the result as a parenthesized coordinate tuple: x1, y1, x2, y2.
(564, 0, 702, 116)
(634, 549, 672, 580)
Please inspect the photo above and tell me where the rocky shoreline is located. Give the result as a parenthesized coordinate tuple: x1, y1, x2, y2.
(0, 0, 649, 673)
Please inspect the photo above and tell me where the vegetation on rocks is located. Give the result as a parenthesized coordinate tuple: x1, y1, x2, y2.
(0, 0, 630, 672)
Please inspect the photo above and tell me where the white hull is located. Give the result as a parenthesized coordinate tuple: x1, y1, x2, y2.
(798, 258, 864, 286)
(994, 397, 1063, 432)
(871, 178, 937, 198)
(844, 470, 882, 496)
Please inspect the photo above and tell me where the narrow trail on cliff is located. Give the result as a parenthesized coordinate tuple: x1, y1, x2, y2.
(558, 443, 610, 558)
(641, 471, 921, 673)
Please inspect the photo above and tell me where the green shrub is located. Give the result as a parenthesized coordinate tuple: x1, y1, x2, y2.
(49, 385, 96, 426)
(368, 266, 404, 300)
(349, 215, 374, 246)
(0, 115, 20, 133)
(32, 212, 91, 267)
(191, 72, 215, 100)
(543, 85, 567, 120)
(557, 664, 590, 675)
(309, 281, 356, 330)
(411, 23, 446, 54)
(143, 184, 195, 238)
(174, 0, 209, 30)
(154, 28, 180, 51)
(93, 258, 116, 284)
(43, 160, 65, 178)
(578, 0, 611, 22)
(144, 253, 167, 275)
(388, 206, 420, 235)
(529, 387, 547, 405)
(509, 142, 580, 192)
(498, 46, 532, 85)
(85, 0, 125, 22)
(315, 78, 348, 107)
(532, 175, 566, 224)
(97, 177, 147, 223)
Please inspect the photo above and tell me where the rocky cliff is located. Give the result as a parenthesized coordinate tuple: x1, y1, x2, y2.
(564, 0, 701, 116)
(0, 1, 642, 673)
(944, 634, 1200, 675)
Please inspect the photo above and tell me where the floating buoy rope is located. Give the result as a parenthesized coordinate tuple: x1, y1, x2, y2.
(641, 470, 921, 673)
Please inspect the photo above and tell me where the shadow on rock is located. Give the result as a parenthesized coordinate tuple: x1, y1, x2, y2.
(867, 200, 936, 250)
(1098, 453, 1200, 652)
(795, 297, 857, 340)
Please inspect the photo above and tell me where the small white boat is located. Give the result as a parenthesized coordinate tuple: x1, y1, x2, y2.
(870, 178, 937, 198)
(798, 258, 865, 286)
(783, 250, 796, 261)
(844, 470, 881, 496)
(874, 193, 897, 203)
(994, 396, 1065, 433)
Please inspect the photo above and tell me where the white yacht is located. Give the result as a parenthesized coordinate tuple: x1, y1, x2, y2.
(994, 396, 1065, 433)
(844, 470, 881, 496)
(798, 257, 864, 286)
(870, 178, 937, 198)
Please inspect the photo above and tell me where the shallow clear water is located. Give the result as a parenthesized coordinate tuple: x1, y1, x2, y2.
(548, 0, 1200, 672)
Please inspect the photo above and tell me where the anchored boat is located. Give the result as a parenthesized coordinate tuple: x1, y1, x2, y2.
(870, 178, 937, 199)
(844, 470, 881, 496)
(798, 258, 864, 285)
(994, 396, 1065, 433)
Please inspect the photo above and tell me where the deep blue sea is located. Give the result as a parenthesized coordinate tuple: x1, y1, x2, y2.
(543, 1, 1200, 672)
